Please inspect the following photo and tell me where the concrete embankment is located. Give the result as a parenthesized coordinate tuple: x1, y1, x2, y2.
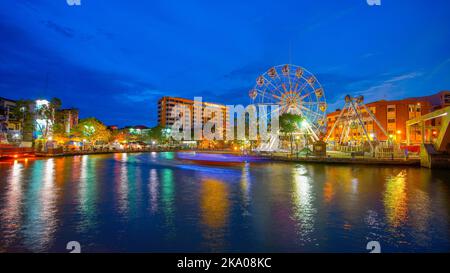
(260, 154, 421, 166)
(4, 148, 426, 167)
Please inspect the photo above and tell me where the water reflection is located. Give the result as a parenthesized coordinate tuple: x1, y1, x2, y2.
(115, 153, 129, 216)
(22, 159, 58, 251)
(77, 155, 98, 234)
(291, 165, 316, 244)
(200, 179, 229, 251)
(0, 161, 23, 248)
(149, 169, 159, 213)
(323, 181, 334, 204)
(384, 170, 408, 228)
(0, 153, 448, 252)
(162, 168, 175, 238)
(240, 163, 251, 213)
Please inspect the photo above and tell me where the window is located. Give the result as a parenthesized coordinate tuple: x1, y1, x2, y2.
(387, 107, 395, 112)
(388, 118, 396, 123)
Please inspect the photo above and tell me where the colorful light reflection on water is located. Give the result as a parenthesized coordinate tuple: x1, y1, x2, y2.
(0, 152, 449, 252)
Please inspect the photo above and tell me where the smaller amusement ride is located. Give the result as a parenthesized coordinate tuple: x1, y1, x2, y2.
(325, 95, 391, 155)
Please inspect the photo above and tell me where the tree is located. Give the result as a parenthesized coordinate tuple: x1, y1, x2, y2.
(110, 129, 127, 143)
(52, 122, 69, 145)
(145, 125, 168, 144)
(279, 113, 303, 155)
(72, 118, 111, 144)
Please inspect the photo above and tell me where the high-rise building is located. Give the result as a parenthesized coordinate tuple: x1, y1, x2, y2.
(157, 97, 229, 140)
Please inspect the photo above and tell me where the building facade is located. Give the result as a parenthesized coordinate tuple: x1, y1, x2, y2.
(415, 90, 450, 110)
(157, 96, 229, 140)
(326, 97, 432, 144)
(0, 97, 22, 143)
(0, 97, 21, 131)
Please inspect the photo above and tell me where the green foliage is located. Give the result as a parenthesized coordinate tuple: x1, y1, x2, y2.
(279, 113, 304, 154)
(145, 125, 168, 143)
(72, 117, 111, 144)
(279, 113, 303, 134)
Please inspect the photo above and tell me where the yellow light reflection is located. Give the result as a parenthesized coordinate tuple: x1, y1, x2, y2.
(384, 170, 408, 228)
(323, 181, 334, 204)
(201, 179, 229, 229)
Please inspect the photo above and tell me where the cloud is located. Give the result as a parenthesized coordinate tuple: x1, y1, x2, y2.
(427, 57, 450, 79)
(223, 63, 268, 80)
(0, 18, 162, 126)
(384, 72, 423, 83)
(117, 88, 165, 103)
(325, 71, 423, 111)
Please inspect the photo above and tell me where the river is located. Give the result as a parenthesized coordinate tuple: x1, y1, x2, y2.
(0, 152, 448, 252)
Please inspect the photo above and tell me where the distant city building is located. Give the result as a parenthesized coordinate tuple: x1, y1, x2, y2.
(415, 90, 450, 110)
(157, 96, 229, 139)
(57, 108, 79, 134)
(0, 97, 22, 143)
(412, 90, 450, 129)
(107, 125, 119, 131)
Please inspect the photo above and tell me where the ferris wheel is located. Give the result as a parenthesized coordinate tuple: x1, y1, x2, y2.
(249, 64, 327, 138)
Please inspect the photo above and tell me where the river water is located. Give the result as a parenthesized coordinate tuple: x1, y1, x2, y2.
(0, 152, 448, 252)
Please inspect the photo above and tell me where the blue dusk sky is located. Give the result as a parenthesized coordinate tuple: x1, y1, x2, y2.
(1, 0, 449, 126)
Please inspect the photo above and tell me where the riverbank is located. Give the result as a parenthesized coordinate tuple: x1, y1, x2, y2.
(259, 154, 420, 166)
(34, 148, 180, 158)
(28, 148, 423, 167)
(0, 147, 426, 167)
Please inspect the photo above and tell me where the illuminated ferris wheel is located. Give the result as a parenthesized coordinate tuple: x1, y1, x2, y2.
(249, 64, 327, 138)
